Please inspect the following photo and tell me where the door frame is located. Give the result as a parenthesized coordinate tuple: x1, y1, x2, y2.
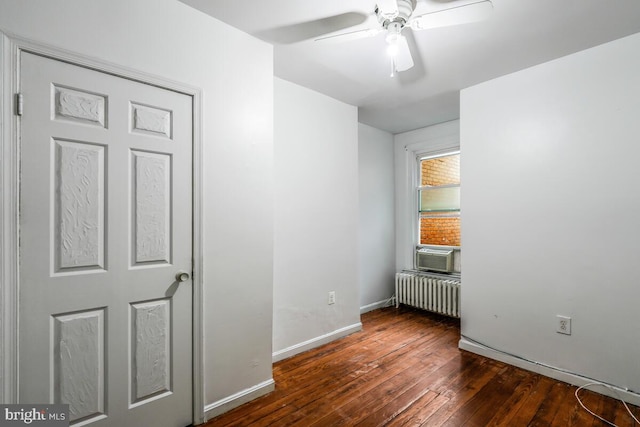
(0, 32, 205, 425)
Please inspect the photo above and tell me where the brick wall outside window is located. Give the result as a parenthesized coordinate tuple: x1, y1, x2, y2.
(420, 154, 460, 246)
(420, 217, 460, 246)
(421, 155, 459, 186)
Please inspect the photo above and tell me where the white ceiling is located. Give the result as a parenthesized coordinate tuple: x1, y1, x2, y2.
(179, 0, 640, 134)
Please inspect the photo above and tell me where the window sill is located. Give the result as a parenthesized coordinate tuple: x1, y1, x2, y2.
(402, 269, 461, 280)
(417, 244, 461, 251)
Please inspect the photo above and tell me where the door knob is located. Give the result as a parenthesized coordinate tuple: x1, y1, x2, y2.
(175, 271, 190, 283)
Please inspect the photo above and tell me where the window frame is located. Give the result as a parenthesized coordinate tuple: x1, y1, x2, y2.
(393, 120, 460, 273)
(415, 150, 461, 250)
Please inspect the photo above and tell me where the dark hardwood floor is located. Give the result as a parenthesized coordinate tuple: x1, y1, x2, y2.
(204, 307, 639, 426)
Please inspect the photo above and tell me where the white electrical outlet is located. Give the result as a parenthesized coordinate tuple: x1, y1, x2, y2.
(328, 291, 336, 305)
(557, 315, 571, 335)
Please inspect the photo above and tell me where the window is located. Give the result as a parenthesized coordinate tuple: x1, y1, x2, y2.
(418, 152, 460, 247)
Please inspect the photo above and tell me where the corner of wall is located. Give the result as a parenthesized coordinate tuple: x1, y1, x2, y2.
(358, 123, 396, 309)
(272, 322, 362, 363)
(204, 379, 275, 421)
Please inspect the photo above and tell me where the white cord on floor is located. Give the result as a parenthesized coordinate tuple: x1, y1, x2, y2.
(575, 382, 640, 426)
(383, 295, 396, 308)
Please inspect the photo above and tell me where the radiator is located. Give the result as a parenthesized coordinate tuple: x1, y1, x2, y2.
(395, 272, 461, 318)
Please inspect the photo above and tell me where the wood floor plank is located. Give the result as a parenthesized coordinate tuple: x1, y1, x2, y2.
(418, 359, 504, 426)
(387, 393, 450, 427)
(484, 373, 547, 426)
(204, 307, 639, 427)
(527, 381, 572, 426)
(300, 329, 461, 426)
(274, 310, 410, 374)
(221, 321, 453, 426)
(613, 400, 640, 427)
(354, 389, 439, 427)
(575, 385, 638, 427)
(303, 363, 437, 426)
(272, 356, 425, 426)
(498, 374, 557, 426)
(440, 365, 530, 427)
(220, 322, 434, 425)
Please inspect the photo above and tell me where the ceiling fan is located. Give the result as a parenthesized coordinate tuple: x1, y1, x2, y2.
(315, 0, 493, 76)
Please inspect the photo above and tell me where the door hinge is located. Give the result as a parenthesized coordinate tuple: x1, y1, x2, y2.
(15, 93, 23, 116)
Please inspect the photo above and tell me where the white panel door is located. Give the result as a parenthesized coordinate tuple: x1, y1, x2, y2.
(19, 52, 193, 427)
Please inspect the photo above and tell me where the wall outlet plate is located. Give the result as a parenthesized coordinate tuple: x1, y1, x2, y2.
(557, 315, 571, 335)
(328, 291, 336, 305)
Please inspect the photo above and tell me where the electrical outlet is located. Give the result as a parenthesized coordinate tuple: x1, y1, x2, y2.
(557, 315, 571, 335)
(328, 291, 336, 305)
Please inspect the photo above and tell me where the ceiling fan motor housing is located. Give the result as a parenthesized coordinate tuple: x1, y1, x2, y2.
(377, 0, 416, 27)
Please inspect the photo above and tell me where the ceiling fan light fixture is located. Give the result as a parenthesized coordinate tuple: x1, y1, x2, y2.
(386, 36, 403, 57)
(385, 23, 406, 76)
(385, 21, 403, 57)
(387, 43, 399, 57)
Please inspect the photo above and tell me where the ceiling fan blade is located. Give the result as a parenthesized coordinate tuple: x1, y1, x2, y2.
(315, 26, 383, 43)
(394, 35, 414, 71)
(409, 0, 493, 31)
(255, 12, 369, 44)
(377, 0, 400, 19)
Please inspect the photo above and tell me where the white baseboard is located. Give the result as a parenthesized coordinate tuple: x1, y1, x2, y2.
(272, 322, 363, 363)
(204, 378, 275, 421)
(459, 336, 640, 407)
(360, 298, 394, 314)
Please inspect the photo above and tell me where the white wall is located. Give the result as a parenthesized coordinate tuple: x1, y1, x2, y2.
(0, 0, 274, 417)
(358, 124, 395, 312)
(273, 78, 361, 361)
(394, 121, 460, 271)
(460, 32, 640, 400)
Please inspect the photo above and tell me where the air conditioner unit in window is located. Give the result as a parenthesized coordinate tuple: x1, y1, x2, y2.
(416, 248, 453, 273)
